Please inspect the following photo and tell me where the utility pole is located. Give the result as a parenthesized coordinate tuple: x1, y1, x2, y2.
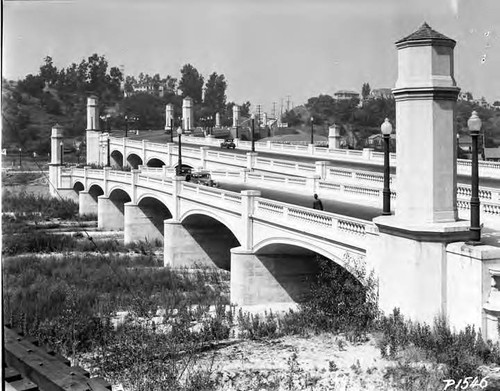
(256, 105, 261, 135)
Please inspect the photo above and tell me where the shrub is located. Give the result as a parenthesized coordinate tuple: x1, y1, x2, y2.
(377, 308, 500, 379)
(2, 190, 79, 219)
(299, 253, 379, 338)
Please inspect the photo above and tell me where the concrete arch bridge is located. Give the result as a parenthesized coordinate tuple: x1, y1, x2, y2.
(60, 167, 374, 307)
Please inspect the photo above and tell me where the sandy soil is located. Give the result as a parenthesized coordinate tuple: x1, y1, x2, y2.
(191, 333, 409, 391)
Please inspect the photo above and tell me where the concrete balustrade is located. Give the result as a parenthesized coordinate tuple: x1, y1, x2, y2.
(165, 134, 500, 179)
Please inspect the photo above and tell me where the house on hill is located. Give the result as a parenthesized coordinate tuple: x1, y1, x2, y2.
(369, 88, 393, 100)
(333, 90, 360, 101)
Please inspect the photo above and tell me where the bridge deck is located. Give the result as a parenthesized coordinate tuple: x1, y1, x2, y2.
(121, 130, 500, 188)
(217, 179, 500, 248)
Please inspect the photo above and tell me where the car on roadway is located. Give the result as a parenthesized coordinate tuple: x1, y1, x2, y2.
(186, 171, 218, 187)
(220, 139, 236, 149)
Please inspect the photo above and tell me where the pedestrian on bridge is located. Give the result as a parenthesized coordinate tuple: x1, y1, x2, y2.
(313, 194, 323, 211)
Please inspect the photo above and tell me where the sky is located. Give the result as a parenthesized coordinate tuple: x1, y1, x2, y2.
(3, 0, 500, 114)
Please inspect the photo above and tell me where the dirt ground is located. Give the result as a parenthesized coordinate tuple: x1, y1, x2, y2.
(189, 332, 429, 391)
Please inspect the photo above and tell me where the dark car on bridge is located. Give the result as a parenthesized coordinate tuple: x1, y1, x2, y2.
(220, 139, 236, 149)
(186, 171, 218, 187)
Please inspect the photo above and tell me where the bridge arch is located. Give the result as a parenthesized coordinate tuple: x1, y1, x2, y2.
(180, 209, 240, 241)
(124, 196, 173, 245)
(110, 150, 123, 168)
(126, 153, 143, 169)
(253, 237, 350, 273)
(146, 157, 165, 167)
(178, 211, 241, 270)
(231, 237, 367, 306)
(73, 181, 84, 193)
(88, 184, 104, 198)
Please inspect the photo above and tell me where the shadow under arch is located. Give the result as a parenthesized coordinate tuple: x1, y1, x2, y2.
(147, 158, 165, 167)
(110, 150, 123, 168)
(127, 153, 143, 169)
(73, 181, 84, 193)
(109, 188, 132, 215)
(136, 196, 172, 235)
(181, 213, 240, 270)
(88, 184, 104, 199)
(251, 240, 366, 304)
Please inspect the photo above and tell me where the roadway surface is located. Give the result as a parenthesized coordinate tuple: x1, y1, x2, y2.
(121, 130, 500, 188)
(217, 180, 381, 221)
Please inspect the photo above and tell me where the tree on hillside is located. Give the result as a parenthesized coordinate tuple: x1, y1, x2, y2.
(178, 64, 204, 104)
(306, 95, 336, 125)
(87, 54, 110, 94)
(17, 74, 44, 97)
(39, 56, 58, 87)
(361, 83, 371, 100)
(203, 72, 227, 114)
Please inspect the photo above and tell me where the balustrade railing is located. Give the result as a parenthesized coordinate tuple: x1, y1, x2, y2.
(254, 198, 369, 243)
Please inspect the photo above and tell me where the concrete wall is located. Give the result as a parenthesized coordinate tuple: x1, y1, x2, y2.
(164, 220, 216, 268)
(124, 202, 165, 244)
(230, 247, 319, 306)
(375, 230, 448, 324)
(446, 242, 500, 340)
(98, 196, 125, 230)
(79, 191, 98, 216)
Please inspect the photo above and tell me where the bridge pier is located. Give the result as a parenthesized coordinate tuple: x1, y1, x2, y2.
(124, 202, 163, 244)
(79, 191, 98, 216)
(230, 247, 318, 306)
(163, 220, 217, 268)
(97, 196, 124, 230)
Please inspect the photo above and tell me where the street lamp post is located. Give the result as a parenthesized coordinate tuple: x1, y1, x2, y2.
(106, 138, 110, 167)
(18, 148, 22, 167)
(59, 142, 64, 165)
(177, 126, 183, 176)
(381, 118, 393, 215)
(251, 114, 256, 152)
(310, 117, 314, 145)
(468, 111, 482, 242)
(125, 115, 129, 138)
(170, 118, 174, 142)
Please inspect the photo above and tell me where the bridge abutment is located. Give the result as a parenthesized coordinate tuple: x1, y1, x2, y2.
(79, 191, 98, 216)
(97, 196, 124, 230)
(124, 202, 164, 244)
(230, 247, 318, 307)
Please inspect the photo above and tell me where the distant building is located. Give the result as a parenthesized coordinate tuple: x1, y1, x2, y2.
(458, 91, 473, 102)
(484, 147, 500, 161)
(457, 134, 473, 151)
(366, 133, 396, 150)
(369, 88, 393, 100)
(333, 90, 360, 101)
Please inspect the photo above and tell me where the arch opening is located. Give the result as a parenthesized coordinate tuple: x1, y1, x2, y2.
(147, 158, 165, 167)
(111, 150, 123, 168)
(137, 197, 172, 236)
(88, 184, 104, 200)
(109, 188, 132, 214)
(182, 214, 240, 270)
(127, 153, 143, 169)
(249, 243, 367, 306)
(73, 181, 84, 193)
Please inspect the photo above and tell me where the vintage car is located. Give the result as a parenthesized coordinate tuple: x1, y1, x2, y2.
(220, 139, 236, 149)
(186, 171, 218, 187)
